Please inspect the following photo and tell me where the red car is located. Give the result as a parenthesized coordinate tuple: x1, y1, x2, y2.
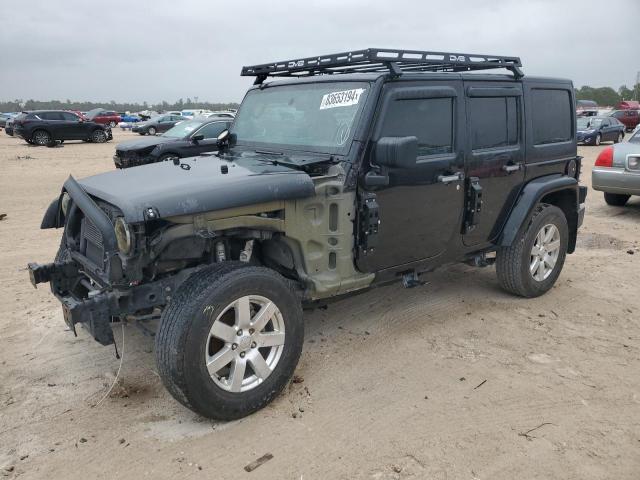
(610, 109, 640, 132)
(85, 109, 121, 127)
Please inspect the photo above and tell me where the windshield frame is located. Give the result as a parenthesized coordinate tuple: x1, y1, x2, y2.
(230, 80, 373, 156)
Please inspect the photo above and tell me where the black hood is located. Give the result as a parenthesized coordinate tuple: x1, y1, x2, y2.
(79, 152, 316, 223)
(116, 136, 176, 152)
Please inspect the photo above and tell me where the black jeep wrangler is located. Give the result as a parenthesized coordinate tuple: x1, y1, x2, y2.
(28, 49, 586, 420)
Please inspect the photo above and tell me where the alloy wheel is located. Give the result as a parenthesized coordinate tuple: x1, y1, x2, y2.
(32, 130, 50, 145)
(205, 295, 285, 393)
(530, 224, 561, 281)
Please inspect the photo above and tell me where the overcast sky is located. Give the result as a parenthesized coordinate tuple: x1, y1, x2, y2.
(1, 0, 638, 104)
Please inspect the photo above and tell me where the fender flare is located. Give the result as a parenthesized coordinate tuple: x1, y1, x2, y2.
(499, 174, 578, 248)
(41, 197, 63, 229)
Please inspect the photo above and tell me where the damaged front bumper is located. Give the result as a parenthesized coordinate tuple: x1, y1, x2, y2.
(28, 259, 196, 345)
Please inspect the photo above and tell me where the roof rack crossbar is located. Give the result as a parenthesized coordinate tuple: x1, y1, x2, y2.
(242, 48, 524, 83)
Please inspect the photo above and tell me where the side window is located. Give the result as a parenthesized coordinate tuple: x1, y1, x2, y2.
(380, 97, 453, 156)
(468, 97, 518, 150)
(531, 89, 572, 145)
(61, 112, 79, 121)
(41, 112, 63, 121)
(196, 122, 228, 139)
(612, 111, 623, 118)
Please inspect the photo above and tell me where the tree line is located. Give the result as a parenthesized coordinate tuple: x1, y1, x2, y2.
(575, 83, 640, 107)
(0, 98, 240, 113)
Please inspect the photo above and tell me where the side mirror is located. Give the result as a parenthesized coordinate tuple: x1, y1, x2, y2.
(375, 136, 418, 169)
(217, 129, 232, 148)
(191, 134, 204, 143)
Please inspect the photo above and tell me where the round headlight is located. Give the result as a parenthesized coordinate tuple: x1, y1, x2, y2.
(114, 217, 132, 254)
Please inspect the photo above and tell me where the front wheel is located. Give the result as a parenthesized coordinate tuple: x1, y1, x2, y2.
(604, 192, 630, 206)
(496, 204, 568, 298)
(155, 263, 304, 420)
(594, 133, 601, 146)
(147, 126, 157, 135)
(31, 129, 52, 146)
(91, 129, 107, 143)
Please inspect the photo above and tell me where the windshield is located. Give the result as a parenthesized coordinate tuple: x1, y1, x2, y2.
(162, 119, 203, 138)
(577, 118, 602, 129)
(232, 82, 370, 154)
(629, 130, 640, 144)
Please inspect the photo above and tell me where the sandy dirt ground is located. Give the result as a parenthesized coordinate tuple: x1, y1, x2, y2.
(0, 129, 638, 479)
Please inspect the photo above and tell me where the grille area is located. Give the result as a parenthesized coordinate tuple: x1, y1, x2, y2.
(80, 216, 104, 266)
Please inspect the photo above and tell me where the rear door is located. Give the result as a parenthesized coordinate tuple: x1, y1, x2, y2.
(39, 112, 65, 138)
(462, 81, 525, 246)
(357, 79, 466, 272)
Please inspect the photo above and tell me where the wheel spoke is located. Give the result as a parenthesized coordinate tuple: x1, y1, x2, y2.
(235, 296, 252, 329)
(544, 226, 556, 243)
(209, 320, 236, 343)
(256, 331, 285, 348)
(530, 256, 540, 273)
(536, 260, 546, 280)
(247, 351, 271, 379)
(206, 347, 234, 376)
(544, 254, 556, 269)
(251, 301, 277, 332)
(228, 358, 247, 392)
(546, 239, 560, 253)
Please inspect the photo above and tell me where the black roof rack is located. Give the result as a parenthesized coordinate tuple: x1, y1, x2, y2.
(242, 48, 524, 84)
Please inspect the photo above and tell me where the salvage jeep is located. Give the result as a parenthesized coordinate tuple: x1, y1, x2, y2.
(28, 49, 587, 420)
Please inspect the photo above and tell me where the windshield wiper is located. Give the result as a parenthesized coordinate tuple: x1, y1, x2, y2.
(254, 149, 284, 156)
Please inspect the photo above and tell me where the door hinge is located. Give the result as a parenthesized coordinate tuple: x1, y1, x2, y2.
(357, 192, 380, 257)
(463, 177, 482, 234)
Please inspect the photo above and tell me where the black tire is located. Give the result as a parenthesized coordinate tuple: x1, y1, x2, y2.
(91, 129, 107, 143)
(594, 133, 601, 146)
(155, 262, 304, 420)
(604, 192, 630, 206)
(31, 129, 51, 146)
(496, 204, 568, 298)
(147, 126, 157, 136)
(614, 132, 623, 144)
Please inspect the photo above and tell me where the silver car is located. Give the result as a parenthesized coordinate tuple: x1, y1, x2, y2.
(592, 129, 640, 206)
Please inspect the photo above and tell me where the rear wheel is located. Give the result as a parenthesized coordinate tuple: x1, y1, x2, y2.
(615, 132, 624, 143)
(32, 130, 51, 146)
(155, 263, 304, 420)
(91, 129, 107, 143)
(496, 204, 568, 298)
(604, 192, 630, 206)
(148, 126, 157, 135)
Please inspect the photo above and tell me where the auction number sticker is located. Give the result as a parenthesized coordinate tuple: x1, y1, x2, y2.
(320, 88, 365, 110)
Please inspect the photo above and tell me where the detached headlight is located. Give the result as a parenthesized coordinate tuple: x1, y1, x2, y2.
(114, 217, 133, 254)
(60, 193, 70, 216)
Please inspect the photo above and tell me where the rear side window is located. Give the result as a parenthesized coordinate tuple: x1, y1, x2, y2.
(468, 97, 518, 149)
(380, 97, 453, 156)
(531, 89, 572, 145)
(39, 112, 63, 120)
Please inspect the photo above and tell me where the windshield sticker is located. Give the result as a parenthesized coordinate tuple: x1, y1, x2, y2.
(320, 88, 365, 110)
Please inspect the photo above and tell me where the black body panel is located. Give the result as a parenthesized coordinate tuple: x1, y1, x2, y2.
(79, 152, 316, 223)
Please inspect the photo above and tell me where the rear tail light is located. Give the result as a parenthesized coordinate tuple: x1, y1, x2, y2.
(595, 147, 613, 168)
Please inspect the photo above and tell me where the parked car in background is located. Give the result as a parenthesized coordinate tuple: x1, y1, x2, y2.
(576, 116, 625, 145)
(120, 113, 141, 123)
(616, 100, 640, 110)
(180, 109, 212, 118)
(0, 112, 19, 129)
(132, 114, 184, 135)
(609, 110, 640, 132)
(85, 109, 121, 128)
(12, 110, 112, 145)
(4, 116, 18, 136)
(114, 117, 232, 168)
(205, 110, 236, 118)
(576, 99, 598, 117)
(592, 128, 640, 206)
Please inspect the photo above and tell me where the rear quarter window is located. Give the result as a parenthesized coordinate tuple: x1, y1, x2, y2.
(531, 89, 572, 145)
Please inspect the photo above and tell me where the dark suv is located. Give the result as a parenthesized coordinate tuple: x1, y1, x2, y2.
(28, 49, 586, 420)
(13, 110, 112, 145)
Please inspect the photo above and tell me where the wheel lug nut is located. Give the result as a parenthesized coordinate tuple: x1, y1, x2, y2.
(249, 328, 254, 334)
(251, 342, 257, 348)
(240, 352, 245, 358)
(231, 343, 237, 350)
(237, 329, 243, 336)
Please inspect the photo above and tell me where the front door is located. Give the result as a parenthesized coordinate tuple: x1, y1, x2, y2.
(462, 81, 525, 246)
(356, 80, 466, 273)
(188, 121, 231, 155)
